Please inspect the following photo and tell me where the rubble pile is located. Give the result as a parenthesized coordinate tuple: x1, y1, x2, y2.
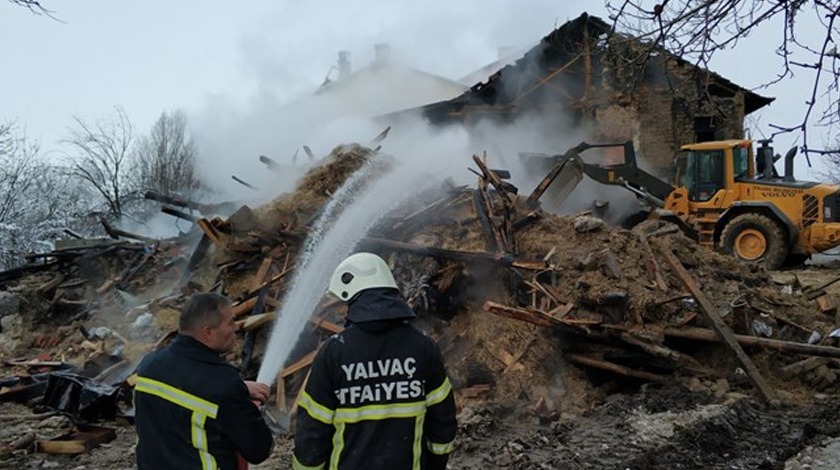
(2, 142, 840, 464)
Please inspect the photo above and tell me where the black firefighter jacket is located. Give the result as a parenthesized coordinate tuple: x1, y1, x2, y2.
(134, 334, 274, 470)
(293, 289, 457, 470)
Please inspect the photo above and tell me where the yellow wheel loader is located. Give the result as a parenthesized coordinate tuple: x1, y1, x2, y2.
(523, 140, 840, 269)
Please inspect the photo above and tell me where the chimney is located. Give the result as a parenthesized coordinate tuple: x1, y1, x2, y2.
(374, 43, 391, 65)
(338, 51, 351, 80)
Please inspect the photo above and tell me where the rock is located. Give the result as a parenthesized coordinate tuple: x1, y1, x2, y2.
(573, 215, 605, 233)
(132, 312, 154, 328)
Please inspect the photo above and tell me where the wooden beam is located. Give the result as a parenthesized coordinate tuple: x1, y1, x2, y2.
(99, 217, 157, 244)
(661, 326, 840, 359)
(816, 294, 836, 314)
(472, 189, 498, 252)
(35, 426, 116, 455)
(160, 206, 198, 222)
(803, 274, 840, 300)
(196, 219, 222, 246)
(363, 238, 545, 269)
(483, 301, 554, 328)
(280, 350, 318, 379)
(231, 175, 257, 190)
(289, 368, 313, 417)
(238, 312, 276, 330)
(275, 377, 286, 411)
(246, 266, 293, 297)
(471, 154, 513, 205)
(778, 356, 831, 379)
(661, 248, 776, 402)
(565, 353, 670, 383)
(511, 53, 582, 106)
(144, 190, 212, 212)
(38, 274, 65, 295)
(310, 317, 343, 335)
(232, 298, 258, 318)
(251, 257, 274, 291)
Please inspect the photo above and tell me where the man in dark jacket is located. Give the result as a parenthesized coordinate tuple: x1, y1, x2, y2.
(134, 292, 274, 470)
(293, 252, 457, 470)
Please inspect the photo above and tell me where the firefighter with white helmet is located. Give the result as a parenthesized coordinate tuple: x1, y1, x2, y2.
(293, 252, 457, 470)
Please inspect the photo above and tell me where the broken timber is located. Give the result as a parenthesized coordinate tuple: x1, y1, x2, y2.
(35, 425, 116, 455)
(661, 248, 776, 402)
(144, 190, 213, 213)
(472, 189, 498, 252)
(659, 326, 840, 359)
(161, 206, 198, 222)
(196, 219, 222, 246)
(99, 217, 157, 244)
(231, 175, 257, 190)
(363, 238, 546, 270)
(565, 353, 670, 383)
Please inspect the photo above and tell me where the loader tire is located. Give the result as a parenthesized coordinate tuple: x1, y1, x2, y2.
(720, 213, 788, 270)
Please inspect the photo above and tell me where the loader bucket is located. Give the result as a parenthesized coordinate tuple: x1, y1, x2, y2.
(546, 160, 583, 209)
(520, 151, 584, 209)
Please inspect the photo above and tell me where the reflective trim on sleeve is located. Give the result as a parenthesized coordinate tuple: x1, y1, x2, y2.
(135, 376, 219, 418)
(425, 377, 452, 406)
(329, 422, 346, 470)
(298, 391, 335, 425)
(412, 414, 425, 470)
(134, 375, 219, 470)
(333, 400, 426, 424)
(292, 455, 325, 470)
(192, 412, 217, 470)
(427, 439, 455, 455)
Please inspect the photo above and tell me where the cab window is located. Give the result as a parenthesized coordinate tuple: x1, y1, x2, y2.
(680, 150, 724, 202)
(733, 147, 749, 180)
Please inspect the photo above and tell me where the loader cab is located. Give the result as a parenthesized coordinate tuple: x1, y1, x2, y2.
(674, 140, 754, 202)
(675, 148, 725, 202)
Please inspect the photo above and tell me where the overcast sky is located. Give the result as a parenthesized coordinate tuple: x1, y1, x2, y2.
(0, 0, 831, 188)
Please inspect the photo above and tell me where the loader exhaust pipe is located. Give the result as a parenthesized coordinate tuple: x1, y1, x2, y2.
(784, 147, 797, 182)
(757, 140, 774, 179)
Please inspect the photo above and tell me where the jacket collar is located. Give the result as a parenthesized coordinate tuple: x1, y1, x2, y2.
(347, 288, 415, 323)
(169, 334, 230, 367)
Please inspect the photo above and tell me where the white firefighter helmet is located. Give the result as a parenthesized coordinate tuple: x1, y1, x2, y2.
(328, 252, 397, 301)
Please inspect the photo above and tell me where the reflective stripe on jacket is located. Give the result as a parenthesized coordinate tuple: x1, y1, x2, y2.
(134, 335, 273, 470)
(293, 321, 456, 470)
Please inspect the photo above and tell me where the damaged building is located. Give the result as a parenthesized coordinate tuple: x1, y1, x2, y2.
(414, 12, 774, 173)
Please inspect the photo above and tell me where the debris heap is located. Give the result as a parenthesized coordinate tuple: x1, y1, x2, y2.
(2, 142, 840, 461)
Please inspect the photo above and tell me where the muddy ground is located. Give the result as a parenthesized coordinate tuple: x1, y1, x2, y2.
(3, 265, 840, 470)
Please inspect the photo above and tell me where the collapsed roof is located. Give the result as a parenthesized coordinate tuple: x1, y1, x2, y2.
(416, 13, 773, 124)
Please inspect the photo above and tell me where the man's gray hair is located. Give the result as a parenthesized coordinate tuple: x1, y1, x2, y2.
(179, 292, 230, 333)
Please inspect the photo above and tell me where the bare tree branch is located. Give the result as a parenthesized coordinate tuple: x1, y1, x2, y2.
(63, 107, 137, 219)
(133, 110, 206, 199)
(8, 0, 60, 20)
(606, 0, 840, 153)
